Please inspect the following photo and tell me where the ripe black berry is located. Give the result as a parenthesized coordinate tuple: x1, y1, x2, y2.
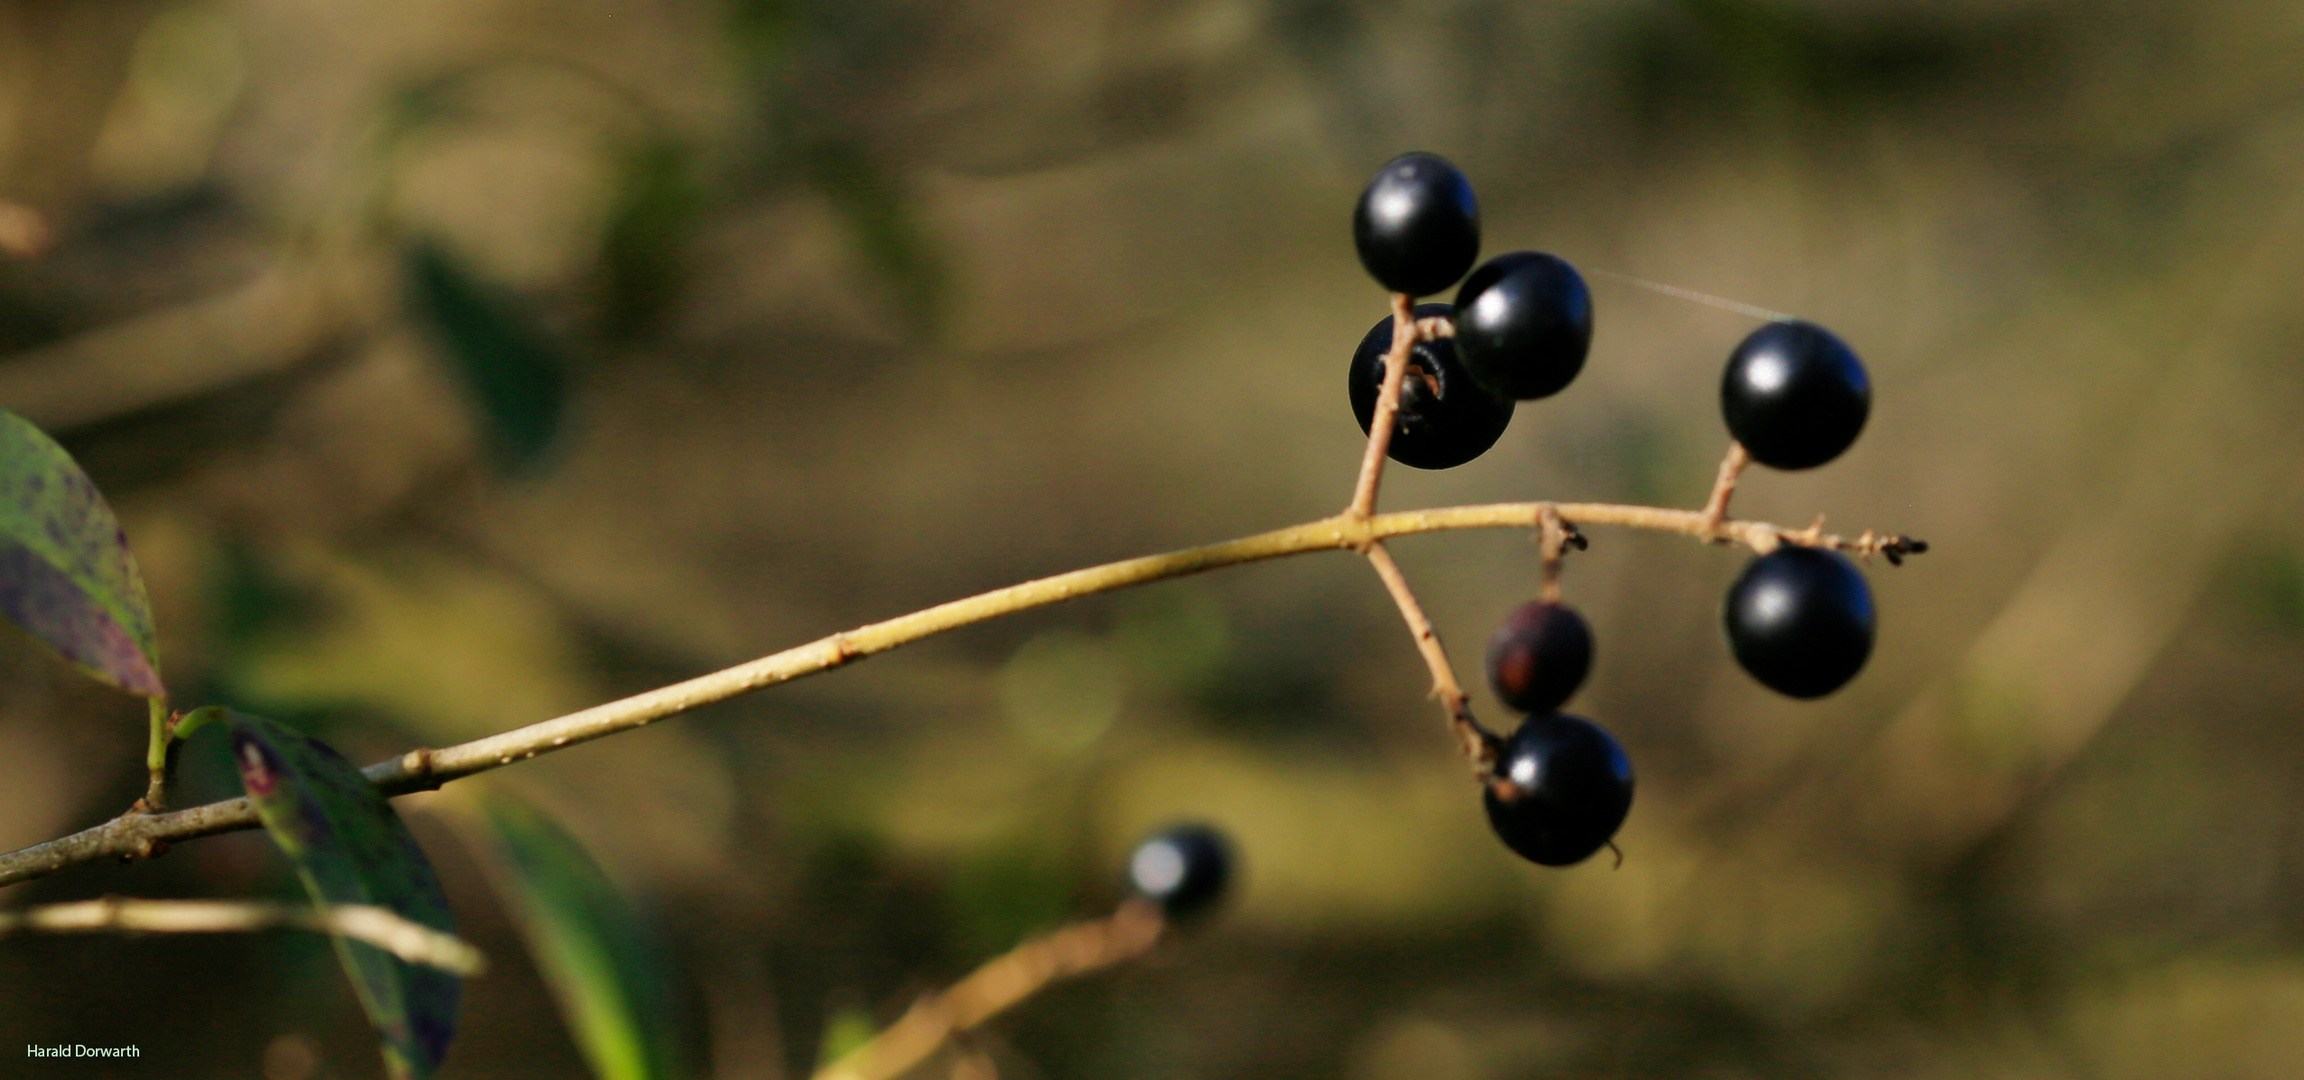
(1353, 153, 1480, 297)
(1451, 251, 1593, 401)
(1722, 546, 1875, 699)
(1349, 303, 1514, 470)
(1483, 713, 1634, 867)
(1719, 320, 1870, 470)
(1127, 823, 1233, 919)
(1486, 600, 1593, 714)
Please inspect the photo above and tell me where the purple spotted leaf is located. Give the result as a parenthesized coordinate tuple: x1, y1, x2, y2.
(229, 711, 461, 1080)
(0, 409, 161, 696)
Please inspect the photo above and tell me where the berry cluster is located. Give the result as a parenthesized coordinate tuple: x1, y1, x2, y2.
(1346, 152, 1906, 868)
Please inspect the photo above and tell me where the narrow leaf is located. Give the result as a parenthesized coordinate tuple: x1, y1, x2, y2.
(403, 241, 569, 472)
(467, 792, 687, 1080)
(229, 710, 462, 1080)
(0, 409, 162, 696)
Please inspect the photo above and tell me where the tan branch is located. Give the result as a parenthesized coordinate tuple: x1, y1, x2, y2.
(0, 897, 485, 975)
(814, 901, 1164, 1080)
(0, 500, 1921, 890)
(0, 201, 52, 259)
(1699, 441, 1751, 539)
(1362, 542, 1496, 775)
(1346, 293, 1418, 520)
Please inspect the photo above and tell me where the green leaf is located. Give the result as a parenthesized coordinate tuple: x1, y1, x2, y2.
(228, 710, 461, 1080)
(0, 408, 162, 696)
(467, 791, 687, 1080)
(817, 1005, 877, 1070)
(600, 138, 704, 341)
(403, 240, 569, 472)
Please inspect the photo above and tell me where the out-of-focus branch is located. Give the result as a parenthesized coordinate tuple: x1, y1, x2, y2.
(0, 201, 52, 258)
(0, 897, 485, 975)
(812, 901, 1164, 1080)
(0, 259, 376, 432)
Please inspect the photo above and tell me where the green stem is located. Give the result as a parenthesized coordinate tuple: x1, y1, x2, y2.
(142, 697, 171, 812)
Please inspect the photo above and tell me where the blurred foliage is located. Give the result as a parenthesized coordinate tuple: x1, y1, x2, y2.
(464, 791, 690, 1080)
(402, 240, 570, 473)
(1, 0, 2303, 1077)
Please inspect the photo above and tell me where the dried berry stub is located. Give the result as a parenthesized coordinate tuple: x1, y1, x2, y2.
(1486, 600, 1593, 714)
(1720, 320, 1871, 470)
(1452, 251, 1593, 401)
(1353, 153, 1480, 297)
(1483, 713, 1634, 867)
(1127, 823, 1234, 919)
(1723, 546, 1875, 698)
(1348, 303, 1515, 470)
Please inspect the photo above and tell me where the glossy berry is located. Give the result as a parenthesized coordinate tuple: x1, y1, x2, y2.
(1486, 600, 1593, 714)
(1452, 251, 1593, 401)
(1722, 546, 1875, 699)
(1483, 713, 1634, 867)
(1128, 823, 1233, 919)
(1349, 303, 1514, 470)
(1353, 153, 1480, 297)
(1720, 319, 1871, 470)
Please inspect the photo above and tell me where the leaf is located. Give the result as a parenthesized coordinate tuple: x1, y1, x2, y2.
(817, 1005, 877, 1070)
(403, 240, 569, 473)
(465, 792, 688, 1080)
(228, 710, 462, 1080)
(600, 138, 704, 341)
(0, 408, 162, 696)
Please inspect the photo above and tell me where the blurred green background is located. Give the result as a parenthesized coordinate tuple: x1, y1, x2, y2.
(3, 0, 2304, 1077)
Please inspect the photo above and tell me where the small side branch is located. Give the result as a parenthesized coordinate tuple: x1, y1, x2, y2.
(0, 898, 485, 976)
(1346, 293, 1419, 520)
(1536, 506, 1585, 605)
(813, 901, 1165, 1080)
(1362, 543, 1498, 775)
(1700, 441, 1751, 539)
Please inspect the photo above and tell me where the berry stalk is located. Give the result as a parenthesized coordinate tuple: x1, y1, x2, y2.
(1346, 292, 1419, 519)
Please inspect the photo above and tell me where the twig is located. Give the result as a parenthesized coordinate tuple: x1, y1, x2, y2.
(948, 1042, 999, 1080)
(1699, 441, 1750, 539)
(1536, 506, 1583, 605)
(0, 897, 485, 976)
(813, 901, 1164, 1080)
(1362, 543, 1498, 775)
(1346, 293, 1418, 520)
(0, 499, 1921, 890)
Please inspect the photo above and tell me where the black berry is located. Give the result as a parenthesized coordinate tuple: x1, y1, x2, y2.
(1127, 823, 1234, 919)
(1452, 251, 1592, 401)
(1353, 153, 1480, 297)
(1720, 320, 1870, 470)
(1486, 600, 1593, 714)
(1349, 303, 1514, 470)
(1723, 546, 1875, 698)
(1483, 713, 1634, 867)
